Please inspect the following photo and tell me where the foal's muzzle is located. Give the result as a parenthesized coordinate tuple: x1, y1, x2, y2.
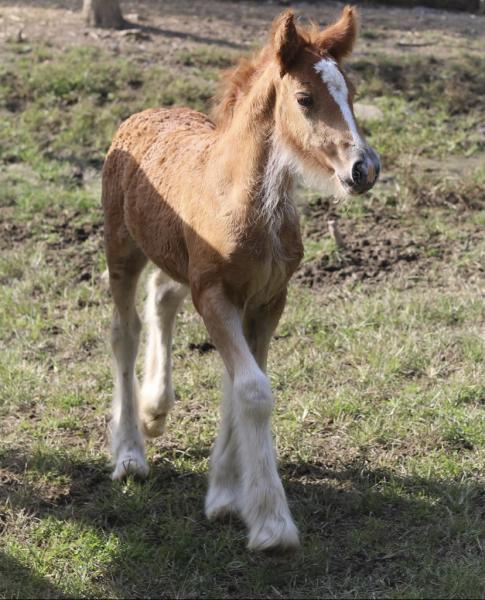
(342, 148, 380, 195)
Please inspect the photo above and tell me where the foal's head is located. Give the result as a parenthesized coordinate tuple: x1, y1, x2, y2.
(271, 6, 380, 196)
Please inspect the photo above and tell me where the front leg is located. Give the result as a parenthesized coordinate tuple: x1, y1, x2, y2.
(206, 291, 288, 522)
(199, 285, 299, 552)
(139, 270, 188, 438)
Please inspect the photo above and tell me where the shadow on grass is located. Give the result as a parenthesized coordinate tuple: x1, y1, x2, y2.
(0, 551, 66, 599)
(1, 447, 483, 597)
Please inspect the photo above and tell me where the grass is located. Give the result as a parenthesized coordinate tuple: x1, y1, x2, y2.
(1, 6, 484, 600)
(2, 282, 484, 598)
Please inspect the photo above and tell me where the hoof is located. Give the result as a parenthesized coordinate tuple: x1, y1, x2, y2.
(140, 410, 168, 438)
(112, 452, 149, 481)
(247, 516, 300, 553)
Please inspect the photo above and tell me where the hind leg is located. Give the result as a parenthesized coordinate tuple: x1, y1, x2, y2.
(139, 270, 188, 438)
(107, 242, 148, 480)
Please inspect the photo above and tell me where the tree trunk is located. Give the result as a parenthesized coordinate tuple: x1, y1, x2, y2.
(83, 0, 125, 29)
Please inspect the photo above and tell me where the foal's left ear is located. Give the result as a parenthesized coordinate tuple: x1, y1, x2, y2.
(317, 5, 358, 62)
(271, 10, 301, 76)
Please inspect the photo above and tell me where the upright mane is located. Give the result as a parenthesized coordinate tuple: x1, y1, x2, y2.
(210, 46, 272, 129)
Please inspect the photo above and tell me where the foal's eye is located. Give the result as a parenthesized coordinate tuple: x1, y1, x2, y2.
(296, 93, 313, 109)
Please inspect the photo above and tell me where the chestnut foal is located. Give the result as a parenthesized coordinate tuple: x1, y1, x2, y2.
(102, 6, 380, 552)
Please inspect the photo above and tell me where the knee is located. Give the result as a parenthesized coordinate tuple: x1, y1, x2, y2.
(146, 276, 186, 319)
(233, 369, 273, 420)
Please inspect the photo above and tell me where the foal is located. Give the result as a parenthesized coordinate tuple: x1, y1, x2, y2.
(102, 6, 380, 552)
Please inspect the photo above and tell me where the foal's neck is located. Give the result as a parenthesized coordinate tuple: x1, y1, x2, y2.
(215, 64, 296, 225)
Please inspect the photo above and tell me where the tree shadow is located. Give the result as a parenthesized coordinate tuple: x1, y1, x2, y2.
(1, 445, 483, 597)
(0, 551, 67, 599)
(124, 22, 245, 50)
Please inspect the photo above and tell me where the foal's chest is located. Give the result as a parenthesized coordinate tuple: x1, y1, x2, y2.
(227, 219, 304, 306)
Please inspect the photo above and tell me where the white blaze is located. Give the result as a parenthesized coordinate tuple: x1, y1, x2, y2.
(314, 58, 363, 147)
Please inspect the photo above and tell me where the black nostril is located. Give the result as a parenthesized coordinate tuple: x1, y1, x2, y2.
(351, 161, 365, 185)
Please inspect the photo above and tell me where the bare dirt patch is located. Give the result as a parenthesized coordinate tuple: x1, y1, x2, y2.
(297, 197, 483, 289)
(0, 219, 31, 248)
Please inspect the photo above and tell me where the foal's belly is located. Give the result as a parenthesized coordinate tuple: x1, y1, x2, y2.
(124, 183, 191, 285)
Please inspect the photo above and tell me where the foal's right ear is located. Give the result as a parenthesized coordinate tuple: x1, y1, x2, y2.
(271, 10, 300, 76)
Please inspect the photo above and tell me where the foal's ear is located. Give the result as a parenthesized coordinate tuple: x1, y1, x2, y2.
(271, 10, 301, 76)
(317, 5, 358, 62)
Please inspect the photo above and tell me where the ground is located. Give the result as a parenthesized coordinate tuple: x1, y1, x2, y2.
(0, 1, 484, 598)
